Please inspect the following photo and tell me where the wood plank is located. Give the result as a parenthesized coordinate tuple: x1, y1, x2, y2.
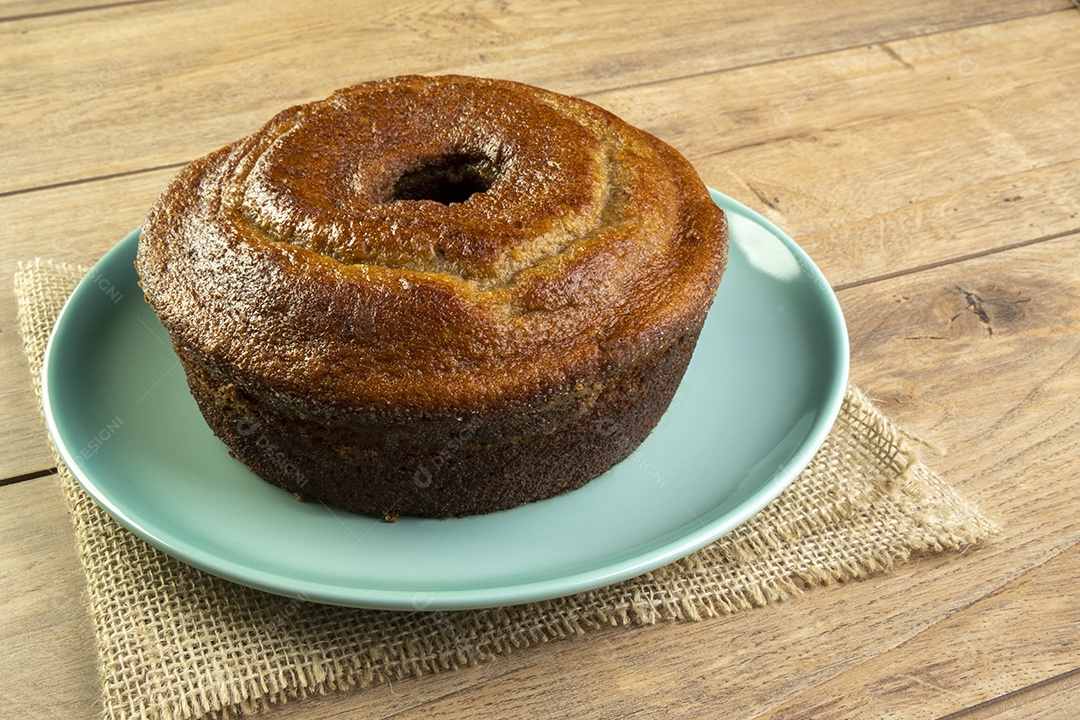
(0, 0, 1068, 194)
(754, 547, 1080, 719)
(257, 551, 1080, 719)
(0, 478, 100, 718)
(591, 14, 1080, 287)
(764, 233, 1080, 717)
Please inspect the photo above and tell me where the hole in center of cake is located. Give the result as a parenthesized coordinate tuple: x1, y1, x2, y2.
(390, 155, 498, 205)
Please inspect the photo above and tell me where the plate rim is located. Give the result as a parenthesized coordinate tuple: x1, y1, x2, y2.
(41, 189, 849, 610)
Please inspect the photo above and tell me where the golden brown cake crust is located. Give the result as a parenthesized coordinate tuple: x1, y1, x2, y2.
(136, 75, 728, 517)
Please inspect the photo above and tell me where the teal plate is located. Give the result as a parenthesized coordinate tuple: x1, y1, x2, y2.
(42, 190, 848, 611)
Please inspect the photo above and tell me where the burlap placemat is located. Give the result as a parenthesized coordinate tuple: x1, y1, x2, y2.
(15, 259, 998, 720)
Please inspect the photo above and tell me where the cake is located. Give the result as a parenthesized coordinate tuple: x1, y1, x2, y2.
(136, 74, 728, 518)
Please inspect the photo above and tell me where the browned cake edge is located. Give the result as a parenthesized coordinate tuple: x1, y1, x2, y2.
(174, 307, 708, 518)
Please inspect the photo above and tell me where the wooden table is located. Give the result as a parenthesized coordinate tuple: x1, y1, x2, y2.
(3, 2, 1078, 717)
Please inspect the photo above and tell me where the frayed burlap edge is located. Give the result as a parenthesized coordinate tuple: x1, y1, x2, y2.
(15, 259, 999, 720)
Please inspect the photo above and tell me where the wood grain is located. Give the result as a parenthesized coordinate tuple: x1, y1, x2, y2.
(0, 0, 1068, 193)
(593, 13, 1080, 285)
(0, 478, 100, 719)
(3, 0, 1079, 718)
(0, 0, 156, 23)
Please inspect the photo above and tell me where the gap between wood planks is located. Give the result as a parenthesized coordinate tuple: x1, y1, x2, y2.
(936, 666, 1080, 719)
(0, 0, 165, 25)
(0, 162, 188, 200)
(591, 5, 1072, 100)
(0, 467, 58, 487)
(833, 228, 1080, 293)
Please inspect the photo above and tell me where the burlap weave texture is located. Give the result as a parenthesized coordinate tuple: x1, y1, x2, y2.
(15, 259, 998, 720)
